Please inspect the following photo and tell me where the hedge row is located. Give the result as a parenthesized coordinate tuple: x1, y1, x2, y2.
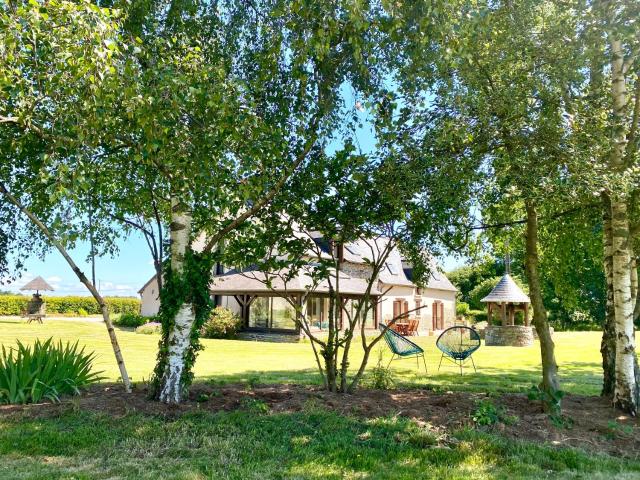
(0, 295, 140, 316)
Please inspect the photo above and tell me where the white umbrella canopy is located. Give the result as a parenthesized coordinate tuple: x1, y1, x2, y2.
(20, 276, 55, 293)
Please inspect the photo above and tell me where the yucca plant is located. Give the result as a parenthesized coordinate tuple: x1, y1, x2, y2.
(0, 338, 103, 404)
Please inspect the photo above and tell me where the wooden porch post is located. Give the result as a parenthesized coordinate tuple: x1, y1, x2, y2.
(501, 302, 507, 326)
(373, 296, 379, 328)
(487, 303, 493, 325)
(524, 303, 530, 326)
(296, 294, 303, 335)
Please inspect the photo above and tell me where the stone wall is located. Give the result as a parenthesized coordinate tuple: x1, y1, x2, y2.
(484, 325, 534, 347)
(340, 261, 374, 280)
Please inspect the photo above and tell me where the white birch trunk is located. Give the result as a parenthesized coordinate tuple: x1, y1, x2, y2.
(158, 196, 195, 404)
(608, 37, 638, 415)
(611, 199, 638, 414)
(601, 194, 617, 396)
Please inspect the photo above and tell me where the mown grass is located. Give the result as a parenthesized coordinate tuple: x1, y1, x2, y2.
(1, 318, 639, 479)
(0, 318, 609, 395)
(1, 408, 639, 480)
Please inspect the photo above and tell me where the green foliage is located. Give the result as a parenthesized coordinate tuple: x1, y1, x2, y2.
(239, 397, 270, 414)
(150, 251, 214, 399)
(605, 420, 634, 440)
(468, 277, 502, 310)
(0, 338, 102, 404)
(467, 310, 487, 324)
(448, 260, 504, 304)
(468, 276, 528, 311)
(77, 308, 89, 317)
(135, 322, 161, 335)
(366, 351, 395, 390)
(472, 400, 502, 426)
(456, 302, 470, 317)
(0, 295, 140, 316)
(114, 312, 147, 328)
(1, 408, 639, 479)
(528, 384, 565, 419)
(200, 307, 243, 339)
(472, 400, 517, 427)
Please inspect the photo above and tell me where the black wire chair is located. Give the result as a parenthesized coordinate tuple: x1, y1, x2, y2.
(436, 326, 481, 375)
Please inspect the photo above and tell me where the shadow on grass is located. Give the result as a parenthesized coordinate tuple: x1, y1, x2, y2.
(194, 361, 604, 396)
(0, 407, 637, 479)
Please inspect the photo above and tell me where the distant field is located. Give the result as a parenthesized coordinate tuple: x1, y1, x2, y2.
(0, 317, 610, 395)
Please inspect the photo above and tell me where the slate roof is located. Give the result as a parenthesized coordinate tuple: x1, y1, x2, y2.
(20, 276, 54, 292)
(481, 274, 530, 303)
(139, 234, 458, 295)
(209, 267, 382, 296)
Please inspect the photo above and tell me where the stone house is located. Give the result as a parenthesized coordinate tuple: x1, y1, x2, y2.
(138, 235, 457, 339)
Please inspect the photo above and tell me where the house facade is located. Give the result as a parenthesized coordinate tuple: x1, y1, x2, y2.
(139, 237, 457, 337)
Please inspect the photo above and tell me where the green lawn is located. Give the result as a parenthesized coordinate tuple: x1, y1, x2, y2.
(0, 317, 606, 395)
(2, 408, 639, 480)
(3, 318, 640, 479)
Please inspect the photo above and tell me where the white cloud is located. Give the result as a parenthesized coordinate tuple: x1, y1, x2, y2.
(46, 276, 63, 283)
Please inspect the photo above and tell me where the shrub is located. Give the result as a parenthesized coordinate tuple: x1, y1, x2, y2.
(0, 338, 102, 404)
(472, 400, 502, 426)
(135, 322, 162, 335)
(472, 399, 518, 427)
(467, 309, 487, 324)
(456, 302, 470, 317)
(366, 350, 395, 390)
(200, 307, 243, 339)
(114, 312, 148, 328)
(77, 308, 89, 317)
(0, 295, 140, 316)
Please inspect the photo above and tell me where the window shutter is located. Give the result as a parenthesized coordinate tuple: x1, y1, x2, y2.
(393, 300, 399, 319)
(403, 300, 409, 317)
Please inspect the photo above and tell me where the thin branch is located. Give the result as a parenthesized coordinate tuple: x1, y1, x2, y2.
(467, 204, 598, 232)
(203, 119, 320, 253)
(0, 182, 131, 392)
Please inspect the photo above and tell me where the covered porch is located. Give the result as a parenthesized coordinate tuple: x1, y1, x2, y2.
(209, 268, 382, 336)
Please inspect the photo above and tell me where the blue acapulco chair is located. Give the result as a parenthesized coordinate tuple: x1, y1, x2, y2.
(436, 326, 481, 375)
(379, 323, 427, 373)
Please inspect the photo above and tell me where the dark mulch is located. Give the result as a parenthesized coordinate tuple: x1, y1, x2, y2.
(1, 382, 638, 458)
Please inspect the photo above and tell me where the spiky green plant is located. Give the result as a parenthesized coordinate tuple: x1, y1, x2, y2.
(0, 338, 103, 404)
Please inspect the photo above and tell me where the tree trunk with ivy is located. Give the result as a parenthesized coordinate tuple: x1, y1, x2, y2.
(524, 201, 560, 409)
(152, 196, 213, 404)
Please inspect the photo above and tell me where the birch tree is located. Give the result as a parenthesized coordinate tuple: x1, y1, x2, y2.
(93, 0, 386, 403)
(593, 0, 640, 414)
(0, 0, 132, 391)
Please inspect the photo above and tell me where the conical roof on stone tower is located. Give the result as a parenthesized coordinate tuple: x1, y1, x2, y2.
(481, 274, 530, 304)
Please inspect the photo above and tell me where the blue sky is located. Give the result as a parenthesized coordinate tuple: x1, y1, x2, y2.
(4, 233, 157, 297)
(4, 235, 465, 298)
